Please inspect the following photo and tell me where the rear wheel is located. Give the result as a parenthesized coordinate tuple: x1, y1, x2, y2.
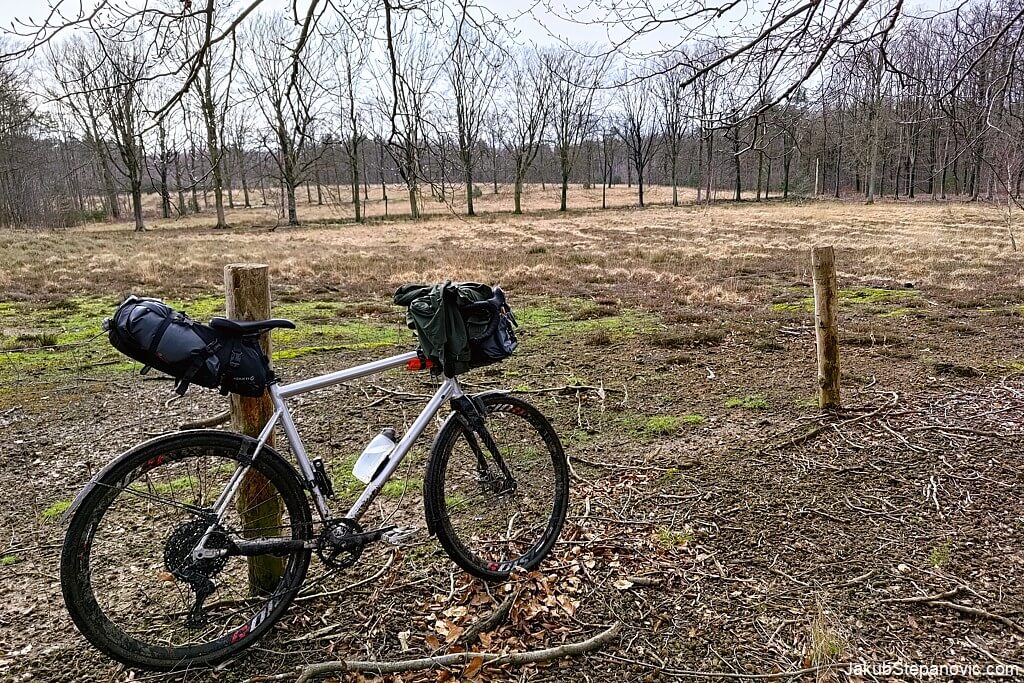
(425, 393, 569, 581)
(60, 431, 312, 670)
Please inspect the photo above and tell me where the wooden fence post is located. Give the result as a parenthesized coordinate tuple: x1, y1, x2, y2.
(811, 246, 841, 410)
(225, 263, 285, 594)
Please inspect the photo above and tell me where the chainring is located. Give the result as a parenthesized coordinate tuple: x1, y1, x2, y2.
(164, 518, 230, 586)
(317, 518, 364, 569)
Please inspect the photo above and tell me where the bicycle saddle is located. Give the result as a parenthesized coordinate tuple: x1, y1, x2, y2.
(209, 317, 296, 335)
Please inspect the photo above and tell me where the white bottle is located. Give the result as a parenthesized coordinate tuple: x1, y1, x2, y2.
(352, 428, 397, 484)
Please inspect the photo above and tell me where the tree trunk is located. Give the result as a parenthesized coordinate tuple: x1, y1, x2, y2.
(200, 63, 227, 228)
(287, 183, 298, 225)
(131, 178, 144, 231)
(350, 139, 362, 223)
(514, 173, 524, 215)
(732, 125, 742, 201)
(670, 143, 679, 207)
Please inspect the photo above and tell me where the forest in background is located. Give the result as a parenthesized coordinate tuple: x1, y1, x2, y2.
(0, 0, 1022, 230)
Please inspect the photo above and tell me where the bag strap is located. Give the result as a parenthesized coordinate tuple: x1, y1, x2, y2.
(174, 338, 224, 396)
(147, 313, 175, 353)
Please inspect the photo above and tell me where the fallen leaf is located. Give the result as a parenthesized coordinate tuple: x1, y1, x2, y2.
(463, 656, 485, 679)
(613, 579, 634, 591)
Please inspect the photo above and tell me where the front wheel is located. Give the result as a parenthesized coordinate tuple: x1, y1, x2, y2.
(60, 431, 313, 671)
(424, 393, 569, 581)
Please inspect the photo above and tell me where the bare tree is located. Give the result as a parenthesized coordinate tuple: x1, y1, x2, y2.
(85, 38, 150, 231)
(328, 17, 370, 223)
(379, 9, 439, 221)
(656, 53, 688, 206)
(618, 73, 659, 207)
(180, 8, 236, 229)
(447, 23, 502, 216)
(242, 13, 327, 226)
(549, 48, 604, 212)
(504, 49, 553, 215)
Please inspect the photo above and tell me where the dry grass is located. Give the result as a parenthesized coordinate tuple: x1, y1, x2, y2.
(1, 186, 1019, 308)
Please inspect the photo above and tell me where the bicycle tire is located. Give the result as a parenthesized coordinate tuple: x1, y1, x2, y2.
(60, 430, 312, 670)
(424, 393, 569, 581)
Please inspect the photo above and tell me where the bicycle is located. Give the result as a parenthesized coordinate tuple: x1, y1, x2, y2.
(59, 316, 570, 671)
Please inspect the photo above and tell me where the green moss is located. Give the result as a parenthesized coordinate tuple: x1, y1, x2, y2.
(654, 526, 694, 549)
(517, 302, 658, 345)
(771, 287, 919, 316)
(645, 416, 683, 435)
(331, 457, 365, 500)
(681, 414, 705, 425)
(571, 302, 619, 320)
(0, 294, 413, 383)
(274, 345, 346, 361)
(41, 499, 72, 521)
(839, 287, 917, 304)
(566, 429, 594, 445)
(929, 540, 952, 568)
(382, 477, 423, 498)
(725, 394, 769, 410)
(0, 554, 19, 567)
(771, 302, 810, 313)
(660, 467, 681, 482)
(445, 494, 468, 511)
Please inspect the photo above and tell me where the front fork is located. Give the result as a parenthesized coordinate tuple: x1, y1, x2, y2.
(452, 396, 516, 493)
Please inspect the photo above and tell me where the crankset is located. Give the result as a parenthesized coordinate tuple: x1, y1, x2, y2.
(316, 519, 399, 568)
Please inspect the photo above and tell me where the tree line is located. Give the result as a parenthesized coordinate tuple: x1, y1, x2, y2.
(0, 0, 1022, 230)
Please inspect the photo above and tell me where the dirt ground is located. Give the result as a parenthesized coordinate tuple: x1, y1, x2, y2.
(2, 188, 1024, 681)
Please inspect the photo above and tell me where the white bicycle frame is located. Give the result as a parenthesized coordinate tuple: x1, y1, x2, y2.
(198, 351, 465, 554)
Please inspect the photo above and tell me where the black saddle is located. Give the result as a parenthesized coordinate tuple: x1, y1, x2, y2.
(209, 317, 296, 335)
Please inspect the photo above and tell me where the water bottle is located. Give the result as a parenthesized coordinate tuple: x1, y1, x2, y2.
(352, 428, 397, 484)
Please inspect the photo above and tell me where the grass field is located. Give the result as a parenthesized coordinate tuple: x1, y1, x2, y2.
(2, 186, 1024, 681)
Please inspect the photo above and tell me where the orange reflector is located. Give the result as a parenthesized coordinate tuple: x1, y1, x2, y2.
(406, 357, 434, 371)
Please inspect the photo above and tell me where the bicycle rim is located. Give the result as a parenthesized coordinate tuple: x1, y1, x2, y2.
(428, 395, 568, 578)
(61, 433, 311, 669)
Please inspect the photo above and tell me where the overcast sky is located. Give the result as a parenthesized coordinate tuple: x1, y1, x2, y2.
(1, 0, 957, 55)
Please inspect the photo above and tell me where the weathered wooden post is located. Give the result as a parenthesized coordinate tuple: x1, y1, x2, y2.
(811, 246, 841, 410)
(225, 263, 285, 594)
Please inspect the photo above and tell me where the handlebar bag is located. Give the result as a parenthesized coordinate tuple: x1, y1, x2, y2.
(464, 287, 518, 368)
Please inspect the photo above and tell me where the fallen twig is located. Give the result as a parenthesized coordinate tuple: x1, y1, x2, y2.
(295, 550, 396, 603)
(461, 590, 519, 645)
(294, 621, 623, 682)
(929, 600, 1024, 635)
(841, 568, 879, 587)
(880, 586, 964, 604)
(510, 384, 622, 395)
(179, 409, 230, 430)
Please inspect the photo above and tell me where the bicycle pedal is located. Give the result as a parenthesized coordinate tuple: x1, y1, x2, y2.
(381, 526, 420, 545)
